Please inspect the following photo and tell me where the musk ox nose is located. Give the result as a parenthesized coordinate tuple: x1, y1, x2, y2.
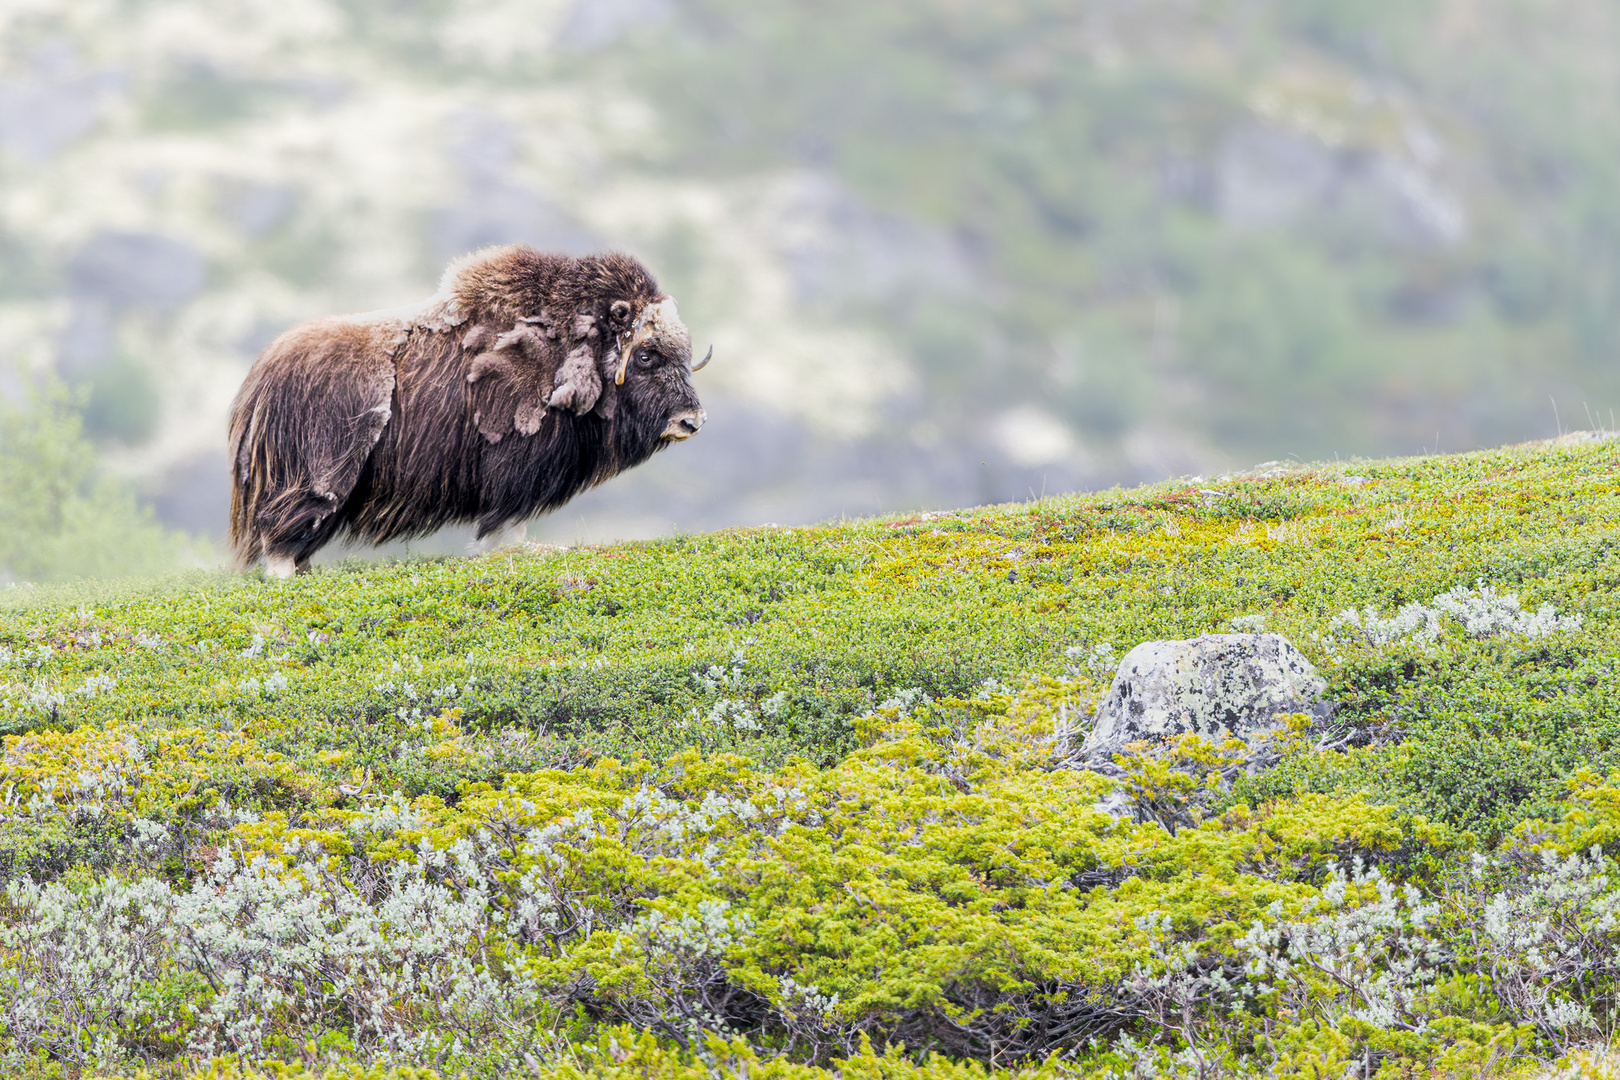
(662, 408, 706, 441)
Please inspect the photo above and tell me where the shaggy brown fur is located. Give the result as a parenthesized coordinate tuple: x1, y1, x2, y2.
(228, 245, 707, 573)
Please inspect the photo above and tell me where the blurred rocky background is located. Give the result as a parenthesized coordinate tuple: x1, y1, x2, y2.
(2, 0, 1619, 577)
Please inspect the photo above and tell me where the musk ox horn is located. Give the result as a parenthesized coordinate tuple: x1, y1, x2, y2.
(693, 345, 713, 372)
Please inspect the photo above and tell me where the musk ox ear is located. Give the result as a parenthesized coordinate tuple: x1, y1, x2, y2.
(609, 299, 633, 330)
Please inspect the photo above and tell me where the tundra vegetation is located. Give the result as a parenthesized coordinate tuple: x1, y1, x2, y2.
(5, 436, 1620, 1079)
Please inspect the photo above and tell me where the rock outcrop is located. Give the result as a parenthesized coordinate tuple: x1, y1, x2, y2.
(1082, 633, 1330, 765)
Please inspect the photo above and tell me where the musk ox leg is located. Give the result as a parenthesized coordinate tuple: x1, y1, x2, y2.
(254, 486, 351, 571)
(467, 518, 528, 553)
(263, 551, 316, 579)
(228, 321, 397, 570)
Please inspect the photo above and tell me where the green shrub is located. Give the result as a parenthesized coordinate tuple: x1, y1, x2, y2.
(0, 383, 198, 585)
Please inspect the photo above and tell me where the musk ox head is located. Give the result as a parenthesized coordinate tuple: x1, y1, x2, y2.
(607, 294, 709, 443)
(228, 246, 713, 576)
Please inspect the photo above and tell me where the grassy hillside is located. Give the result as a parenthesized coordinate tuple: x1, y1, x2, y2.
(3, 436, 1620, 1077)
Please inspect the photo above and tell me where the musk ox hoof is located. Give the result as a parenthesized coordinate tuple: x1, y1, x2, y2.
(264, 555, 299, 579)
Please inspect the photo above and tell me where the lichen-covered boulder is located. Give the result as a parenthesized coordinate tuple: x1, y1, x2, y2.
(1082, 633, 1330, 764)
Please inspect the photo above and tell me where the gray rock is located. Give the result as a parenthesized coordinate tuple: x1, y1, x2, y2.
(1082, 633, 1329, 764)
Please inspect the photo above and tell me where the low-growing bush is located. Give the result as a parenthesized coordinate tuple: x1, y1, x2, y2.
(0, 686, 1558, 1076)
(0, 439, 1619, 1076)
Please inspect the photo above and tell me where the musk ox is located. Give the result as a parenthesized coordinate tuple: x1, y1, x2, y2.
(228, 245, 709, 576)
